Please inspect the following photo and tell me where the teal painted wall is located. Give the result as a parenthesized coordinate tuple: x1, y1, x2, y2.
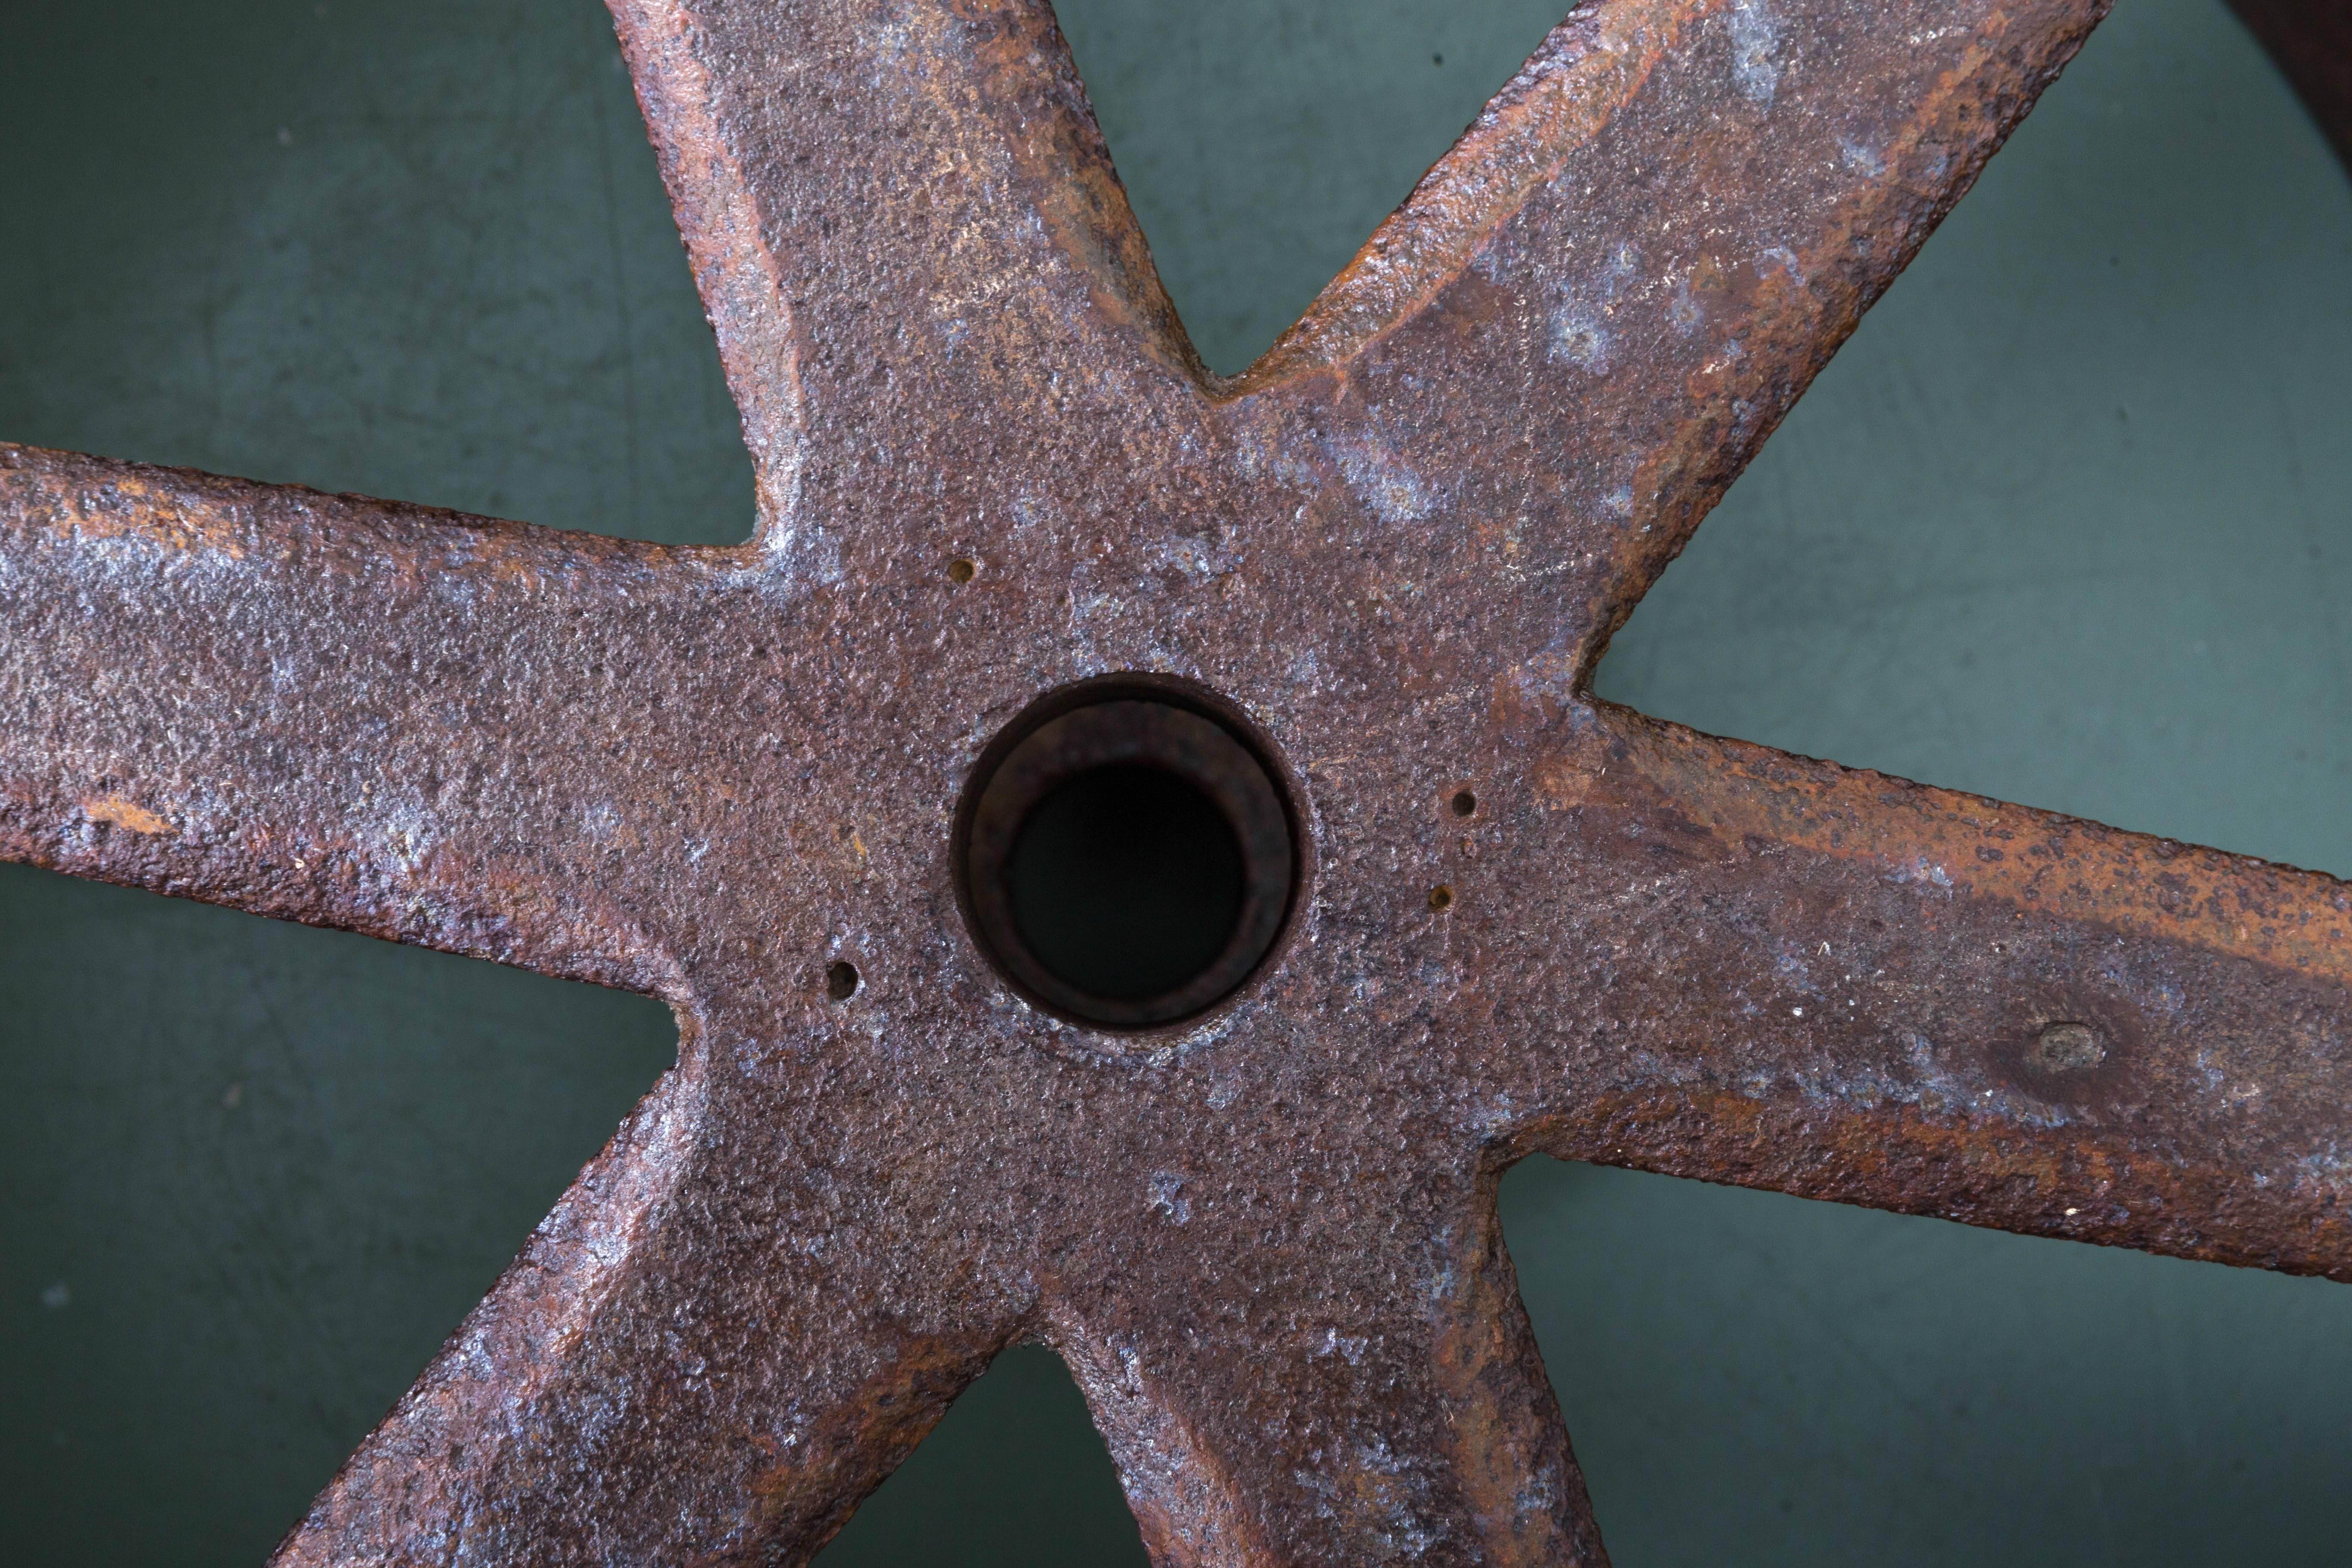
(3, 1, 2348, 1562)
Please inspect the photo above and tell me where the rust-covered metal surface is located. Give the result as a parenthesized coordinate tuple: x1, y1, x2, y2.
(5, 0, 2351, 1562)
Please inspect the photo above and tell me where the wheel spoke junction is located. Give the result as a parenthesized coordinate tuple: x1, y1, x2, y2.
(273, 1034, 1025, 1565)
(5, 0, 2349, 1561)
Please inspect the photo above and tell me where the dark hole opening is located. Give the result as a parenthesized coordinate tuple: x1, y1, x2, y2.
(826, 960, 860, 1001)
(1005, 763, 1246, 1003)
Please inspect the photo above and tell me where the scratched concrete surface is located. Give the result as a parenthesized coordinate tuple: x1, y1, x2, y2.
(1, 0, 2348, 1563)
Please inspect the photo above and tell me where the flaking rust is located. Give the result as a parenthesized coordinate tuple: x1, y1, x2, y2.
(3, 2, 2349, 1563)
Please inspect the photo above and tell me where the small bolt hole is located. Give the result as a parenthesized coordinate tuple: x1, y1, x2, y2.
(947, 557, 977, 584)
(826, 960, 861, 1001)
(1450, 789, 1477, 818)
(1428, 885, 1455, 913)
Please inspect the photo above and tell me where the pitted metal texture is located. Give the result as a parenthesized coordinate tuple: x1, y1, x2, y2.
(4, 1, 2349, 1562)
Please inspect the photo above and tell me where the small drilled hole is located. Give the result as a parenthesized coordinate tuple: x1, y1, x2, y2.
(947, 557, 977, 584)
(1450, 789, 1477, 818)
(826, 960, 860, 1001)
(1428, 885, 1455, 912)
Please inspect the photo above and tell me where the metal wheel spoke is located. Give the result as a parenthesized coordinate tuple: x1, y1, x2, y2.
(0, 445, 740, 989)
(13, 0, 2352, 1556)
(1231, 0, 2107, 673)
(1050, 1158, 1605, 1568)
(1472, 701, 2352, 1278)
(609, 0, 1203, 550)
(272, 1041, 1024, 1565)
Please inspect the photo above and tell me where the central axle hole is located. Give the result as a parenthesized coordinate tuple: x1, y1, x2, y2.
(958, 688, 1296, 1029)
(1008, 763, 1245, 1002)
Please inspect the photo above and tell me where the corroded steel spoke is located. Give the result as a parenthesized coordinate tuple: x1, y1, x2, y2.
(1469, 702, 2352, 1279)
(282, 989, 1596, 1563)
(1047, 1116, 1602, 1565)
(276, 1032, 1023, 1564)
(611, 0, 1200, 548)
(10, 0, 2352, 1560)
(0, 445, 732, 991)
(1231, 0, 2108, 674)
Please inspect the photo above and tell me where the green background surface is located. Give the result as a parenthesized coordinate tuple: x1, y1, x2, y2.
(4, 0, 2350, 1562)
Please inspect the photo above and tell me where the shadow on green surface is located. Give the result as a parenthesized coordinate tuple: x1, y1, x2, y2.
(1502, 1158, 2352, 1566)
(0, 863, 679, 1563)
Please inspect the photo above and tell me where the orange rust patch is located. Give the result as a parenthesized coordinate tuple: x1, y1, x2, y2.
(83, 795, 171, 834)
(15, 456, 256, 560)
(1531, 754, 1598, 811)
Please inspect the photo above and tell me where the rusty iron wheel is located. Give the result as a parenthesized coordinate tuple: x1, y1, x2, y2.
(5, 2, 2351, 1563)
